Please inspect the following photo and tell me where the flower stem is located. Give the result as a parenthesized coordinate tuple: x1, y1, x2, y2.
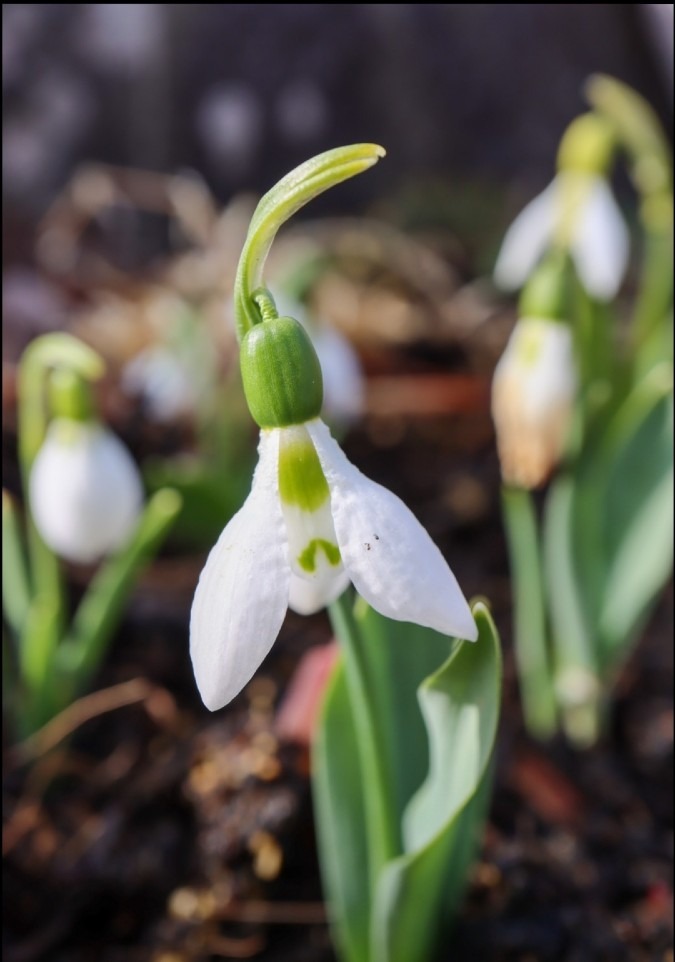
(501, 486, 558, 739)
(328, 591, 400, 890)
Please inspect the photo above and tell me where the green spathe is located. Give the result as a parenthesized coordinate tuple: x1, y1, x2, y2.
(557, 112, 615, 176)
(240, 316, 324, 427)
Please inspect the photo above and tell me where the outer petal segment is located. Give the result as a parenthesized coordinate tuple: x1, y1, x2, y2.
(29, 420, 142, 563)
(573, 177, 629, 300)
(307, 419, 478, 640)
(493, 181, 557, 290)
(190, 430, 289, 710)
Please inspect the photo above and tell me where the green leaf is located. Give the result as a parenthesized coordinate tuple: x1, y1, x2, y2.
(315, 595, 481, 962)
(312, 656, 372, 962)
(54, 488, 182, 708)
(18, 591, 62, 734)
(349, 598, 461, 835)
(327, 594, 463, 886)
(501, 487, 557, 739)
(592, 368, 674, 664)
(372, 603, 501, 962)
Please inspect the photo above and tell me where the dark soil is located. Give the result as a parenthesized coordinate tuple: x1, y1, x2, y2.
(3, 414, 673, 962)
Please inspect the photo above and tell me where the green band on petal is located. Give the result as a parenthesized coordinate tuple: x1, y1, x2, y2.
(298, 538, 341, 573)
(279, 436, 330, 511)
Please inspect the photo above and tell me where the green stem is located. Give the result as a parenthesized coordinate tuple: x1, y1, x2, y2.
(543, 476, 601, 748)
(2, 491, 32, 638)
(328, 591, 399, 891)
(53, 488, 182, 711)
(18, 591, 62, 734)
(501, 486, 557, 739)
(234, 144, 385, 341)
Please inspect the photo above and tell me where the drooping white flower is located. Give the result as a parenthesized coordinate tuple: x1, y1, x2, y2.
(190, 417, 477, 711)
(491, 318, 577, 489)
(29, 419, 144, 563)
(494, 172, 629, 301)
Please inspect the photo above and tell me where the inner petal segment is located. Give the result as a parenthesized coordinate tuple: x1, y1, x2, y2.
(278, 425, 343, 585)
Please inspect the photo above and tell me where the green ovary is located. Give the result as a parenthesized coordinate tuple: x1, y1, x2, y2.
(278, 433, 330, 512)
(298, 538, 341, 573)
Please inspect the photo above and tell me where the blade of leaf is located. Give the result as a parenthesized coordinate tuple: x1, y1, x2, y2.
(372, 603, 501, 962)
(312, 654, 372, 962)
(350, 597, 460, 833)
(54, 488, 182, 706)
(597, 385, 673, 664)
(18, 591, 62, 735)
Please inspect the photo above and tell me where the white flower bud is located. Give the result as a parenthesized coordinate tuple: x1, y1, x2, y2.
(29, 419, 143, 563)
(491, 319, 577, 489)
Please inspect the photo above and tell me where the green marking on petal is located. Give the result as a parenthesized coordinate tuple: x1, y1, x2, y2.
(298, 538, 341, 573)
(279, 435, 330, 511)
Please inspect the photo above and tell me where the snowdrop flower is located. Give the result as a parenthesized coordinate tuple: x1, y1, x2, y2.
(492, 317, 577, 490)
(29, 372, 143, 562)
(190, 309, 477, 711)
(494, 114, 629, 301)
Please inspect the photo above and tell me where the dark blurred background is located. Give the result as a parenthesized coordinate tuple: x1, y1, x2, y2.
(3, 3, 673, 266)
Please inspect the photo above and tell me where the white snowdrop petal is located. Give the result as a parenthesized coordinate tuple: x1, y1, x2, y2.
(189, 430, 290, 711)
(29, 420, 143, 563)
(288, 567, 351, 615)
(493, 181, 558, 290)
(307, 419, 478, 641)
(572, 177, 629, 300)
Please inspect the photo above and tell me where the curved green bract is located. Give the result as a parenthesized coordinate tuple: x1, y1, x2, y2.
(49, 368, 96, 423)
(240, 315, 324, 426)
(18, 333, 105, 479)
(233, 143, 385, 341)
(557, 112, 615, 176)
(586, 74, 672, 197)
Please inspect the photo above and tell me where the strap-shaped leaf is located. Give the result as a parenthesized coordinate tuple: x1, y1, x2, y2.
(313, 656, 371, 962)
(314, 598, 496, 962)
(54, 488, 182, 710)
(372, 603, 501, 962)
(593, 368, 673, 664)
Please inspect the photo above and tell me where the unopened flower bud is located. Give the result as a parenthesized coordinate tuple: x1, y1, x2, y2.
(491, 318, 577, 490)
(30, 417, 143, 563)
